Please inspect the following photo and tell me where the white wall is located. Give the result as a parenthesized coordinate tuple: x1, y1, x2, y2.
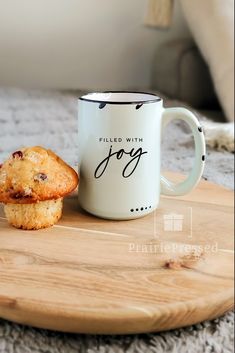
(0, 0, 191, 90)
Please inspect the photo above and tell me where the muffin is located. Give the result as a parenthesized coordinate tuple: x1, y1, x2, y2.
(0, 146, 78, 230)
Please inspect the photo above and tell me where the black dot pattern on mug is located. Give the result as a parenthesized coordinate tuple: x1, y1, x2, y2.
(130, 206, 152, 212)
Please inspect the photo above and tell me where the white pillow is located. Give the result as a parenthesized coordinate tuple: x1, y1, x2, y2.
(180, 0, 234, 121)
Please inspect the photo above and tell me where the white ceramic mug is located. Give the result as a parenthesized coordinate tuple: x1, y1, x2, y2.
(78, 91, 206, 220)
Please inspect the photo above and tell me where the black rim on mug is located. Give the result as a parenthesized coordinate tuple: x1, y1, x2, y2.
(79, 91, 162, 105)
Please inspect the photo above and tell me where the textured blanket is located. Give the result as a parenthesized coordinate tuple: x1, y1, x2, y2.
(0, 88, 234, 353)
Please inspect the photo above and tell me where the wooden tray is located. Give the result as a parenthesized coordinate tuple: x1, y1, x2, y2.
(0, 172, 234, 334)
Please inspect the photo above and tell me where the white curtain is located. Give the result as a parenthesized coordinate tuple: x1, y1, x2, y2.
(180, 0, 234, 121)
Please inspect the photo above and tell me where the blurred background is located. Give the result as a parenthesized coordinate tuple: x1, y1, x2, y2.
(0, 0, 234, 121)
(0, 0, 233, 121)
(0, 0, 190, 90)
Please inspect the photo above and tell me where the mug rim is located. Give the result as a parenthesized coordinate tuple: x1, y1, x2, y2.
(79, 91, 162, 105)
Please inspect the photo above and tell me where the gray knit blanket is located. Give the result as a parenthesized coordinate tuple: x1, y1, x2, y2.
(0, 88, 234, 353)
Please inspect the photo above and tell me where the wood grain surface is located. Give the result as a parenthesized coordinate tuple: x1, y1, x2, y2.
(0, 172, 234, 334)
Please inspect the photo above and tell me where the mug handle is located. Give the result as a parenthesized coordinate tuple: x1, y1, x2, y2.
(161, 107, 206, 196)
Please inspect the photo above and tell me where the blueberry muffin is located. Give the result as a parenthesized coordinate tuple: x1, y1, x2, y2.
(0, 146, 78, 230)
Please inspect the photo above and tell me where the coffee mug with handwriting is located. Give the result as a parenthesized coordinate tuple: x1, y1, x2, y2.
(78, 92, 205, 220)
